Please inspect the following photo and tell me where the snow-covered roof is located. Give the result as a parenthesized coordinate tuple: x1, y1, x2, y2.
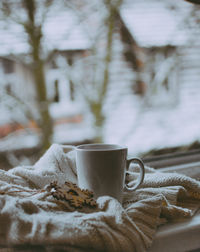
(0, 9, 91, 56)
(0, 0, 195, 56)
(42, 10, 91, 51)
(120, 0, 193, 47)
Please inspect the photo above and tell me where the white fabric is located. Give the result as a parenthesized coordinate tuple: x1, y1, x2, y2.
(0, 144, 200, 252)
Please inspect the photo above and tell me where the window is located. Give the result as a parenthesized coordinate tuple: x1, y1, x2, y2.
(2, 58, 14, 74)
(54, 79, 59, 103)
(0, 0, 200, 171)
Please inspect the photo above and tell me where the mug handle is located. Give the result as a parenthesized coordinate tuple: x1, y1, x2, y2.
(125, 158, 145, 191)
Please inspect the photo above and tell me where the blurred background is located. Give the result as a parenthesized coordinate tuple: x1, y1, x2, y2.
(0, 0, 200, 170)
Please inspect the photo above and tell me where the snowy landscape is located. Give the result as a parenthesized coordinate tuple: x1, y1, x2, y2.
(0, 0, 200, 167)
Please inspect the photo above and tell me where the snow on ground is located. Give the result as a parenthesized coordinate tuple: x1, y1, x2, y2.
(104, 96, 200, 156)
(53, 119, 95, 144)
(0, 130, 40, 152)
(49, 73, 200, 157)
(0, 86, 200, 156)
(49, 101, 85, 119)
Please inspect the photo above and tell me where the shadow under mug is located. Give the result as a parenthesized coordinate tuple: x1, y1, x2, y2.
(64, 144, 145, 203)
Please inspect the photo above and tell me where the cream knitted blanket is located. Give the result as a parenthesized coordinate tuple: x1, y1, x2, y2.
(0, 144, 200, 252)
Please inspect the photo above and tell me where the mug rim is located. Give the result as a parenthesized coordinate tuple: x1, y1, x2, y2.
(76, 143, 127, 151)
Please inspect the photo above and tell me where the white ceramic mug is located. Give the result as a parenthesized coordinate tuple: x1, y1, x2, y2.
(74, 144, 145, 203)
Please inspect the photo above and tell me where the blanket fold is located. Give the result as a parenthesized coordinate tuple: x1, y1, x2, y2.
(0, 144, 200, 252)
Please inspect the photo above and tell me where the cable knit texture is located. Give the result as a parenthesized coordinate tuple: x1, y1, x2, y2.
(0, 144, 200, 252)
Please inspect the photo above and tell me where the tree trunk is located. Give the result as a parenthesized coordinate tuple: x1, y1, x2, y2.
(33, 60, 53, 151)
(92, 0, 123, 142)
(23, 0, 53, 152)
